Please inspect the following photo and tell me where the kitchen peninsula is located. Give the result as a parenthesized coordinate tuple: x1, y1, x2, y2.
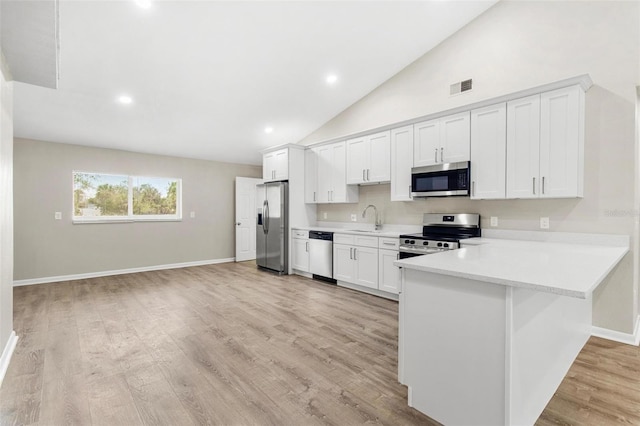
(395, 236, 628, 426)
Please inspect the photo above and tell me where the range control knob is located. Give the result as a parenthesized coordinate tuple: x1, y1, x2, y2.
(422, 241, 429, 246)
(404, 239, 411, 244)
(437, 242, 443, 247)
(410, 240, 415, 244)
(443, 243, 450, 248)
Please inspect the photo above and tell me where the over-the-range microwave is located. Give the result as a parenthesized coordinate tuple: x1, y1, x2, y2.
(411, 161, 471, 198)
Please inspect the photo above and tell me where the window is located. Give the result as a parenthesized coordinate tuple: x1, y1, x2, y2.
(73, 172, 181, 223)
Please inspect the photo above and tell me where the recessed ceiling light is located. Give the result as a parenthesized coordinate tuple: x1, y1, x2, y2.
(326, 74, 338, 85)
(134, 0, 152, 9)
(264, 127, 274, 134)
(117, 95, 133, 105)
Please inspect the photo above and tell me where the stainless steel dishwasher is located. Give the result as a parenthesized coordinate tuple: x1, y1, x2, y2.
(308, 231, 334, 281)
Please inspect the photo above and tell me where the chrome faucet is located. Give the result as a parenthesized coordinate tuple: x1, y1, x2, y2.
(362, 204, 382, 230)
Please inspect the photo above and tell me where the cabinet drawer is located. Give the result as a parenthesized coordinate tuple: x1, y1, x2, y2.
(378, 238, 399, 250)
(334, 234, 355, 245)
(292, 229, 309, 239)
(354, 235, 379, 248)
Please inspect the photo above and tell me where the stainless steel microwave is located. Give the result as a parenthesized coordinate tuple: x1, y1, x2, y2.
(411, 161, 471, 197)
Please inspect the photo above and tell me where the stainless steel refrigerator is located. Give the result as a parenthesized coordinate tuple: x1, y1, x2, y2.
(256, 182, 288, 274)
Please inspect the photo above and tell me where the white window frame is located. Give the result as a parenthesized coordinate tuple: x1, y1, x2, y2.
(72, 171, 182, 224)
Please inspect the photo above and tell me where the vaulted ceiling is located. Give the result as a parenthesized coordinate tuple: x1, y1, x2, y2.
(6, 0, 498, 165)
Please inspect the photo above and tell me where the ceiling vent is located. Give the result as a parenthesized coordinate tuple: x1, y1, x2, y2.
(450, 79, 473, 96)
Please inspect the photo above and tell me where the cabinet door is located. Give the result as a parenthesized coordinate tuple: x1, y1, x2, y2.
(378, 249, 400, 294)
(304, 149, 317, 204)
(470, 103, 506, 200)
(368, 131, 391, 182)
(441, 111, 471, 163)
(346, 137, 368, 184)
(330, 142, 348, 202)
(263, 152, 275, 181)
(273, 149, 289, 181)
(506, 95, 541, 199)
(354, 246, 378, 289)
(316, 146, 331, 203)
(391, 125, 414, 201)
(540, 85, 583, 198)
(333, 244, 355, 283)
(413, 119, 440, 167)
(292, 238, 309, 272)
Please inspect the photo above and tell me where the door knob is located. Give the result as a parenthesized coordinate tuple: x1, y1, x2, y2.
(236, 222, 241, 226)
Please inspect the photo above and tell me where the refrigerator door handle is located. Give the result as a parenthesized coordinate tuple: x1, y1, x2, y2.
(263, 200, 269, 234)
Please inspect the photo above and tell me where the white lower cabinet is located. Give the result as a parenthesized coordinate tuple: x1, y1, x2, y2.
(378, 249, 400, 295)
(333, 234, 379, 290)
(292, 230, 309, 272)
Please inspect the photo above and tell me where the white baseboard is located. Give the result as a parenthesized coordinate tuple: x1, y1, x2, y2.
(0, 331, 18, 388)
(13, 258, 235, 287)
(591, 315, 640, 346)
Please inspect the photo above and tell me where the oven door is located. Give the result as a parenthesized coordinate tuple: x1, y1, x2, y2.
(399, 251, 424, 260)
(411, 161, 470, 197)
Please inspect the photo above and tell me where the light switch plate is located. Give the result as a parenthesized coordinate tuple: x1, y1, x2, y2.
(540, 217, 550, 229)
(490, 216, 498, 227)
(323, 212, 327, 219)
(54, 212, 62, 220)
(190, 211, 195, 218)
(350, 214, 357, 222)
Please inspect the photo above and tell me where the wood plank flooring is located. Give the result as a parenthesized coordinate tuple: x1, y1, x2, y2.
(1, 262, 436, 425)
(2, 261, 639, 425)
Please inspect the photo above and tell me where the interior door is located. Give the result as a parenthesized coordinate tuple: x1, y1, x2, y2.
(235, 176, 263, 262)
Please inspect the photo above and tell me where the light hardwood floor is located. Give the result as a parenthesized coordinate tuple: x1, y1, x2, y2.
(1, 261, 637, 425)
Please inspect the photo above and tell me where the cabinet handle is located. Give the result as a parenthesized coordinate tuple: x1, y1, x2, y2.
(313, 191, 316, 202)
(532, 177, 536, 195)
(353, 248, 357, 260)
(434, 148, 438, 163)
(367, 169, 370, 181)
(440, 147, 444, 163)
(383, 242, 395, 246)
(349, 247, 353, 259)
(472, 181, 476, 196)
(306, 242, 309, 252)
(542, 176, 546, 194)
(397, 253, 400, 260)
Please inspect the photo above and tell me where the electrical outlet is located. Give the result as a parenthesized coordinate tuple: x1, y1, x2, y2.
(54, 212, 62, 220)
(350, 213, 357, 222)
(540, 217, 550, 229)
(490, 216, 498, 227)
(190, 211, 195, 218)
(323, 212, 327, 219)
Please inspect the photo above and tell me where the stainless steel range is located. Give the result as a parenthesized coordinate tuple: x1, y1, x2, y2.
(399, 213, 481, 259)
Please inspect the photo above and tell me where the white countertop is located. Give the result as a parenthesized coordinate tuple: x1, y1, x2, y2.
(395, 238, 628, 299)
(292, 226, 404, 238)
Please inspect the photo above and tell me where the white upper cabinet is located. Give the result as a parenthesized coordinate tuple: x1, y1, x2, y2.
(316, 142, 359, 204)
(539, 85, 584, 198)
(414, 111, 470, 167)
(304, 148, 318, 204)
(506, 85, 584, 199)
(346, 131, 391, 184)
(390, 125, 414, 201)
(470, 103, 507, 200)
(506, 94, 541, 198)
(263, 148, 289, 182)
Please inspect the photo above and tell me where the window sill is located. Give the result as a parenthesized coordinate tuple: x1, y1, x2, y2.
(73, 217, 182, 224)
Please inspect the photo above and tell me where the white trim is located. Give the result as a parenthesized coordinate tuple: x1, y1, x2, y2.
(0, 331, 18, 388)
(13, 258, 235, 287)
(591, 315, 640, 346)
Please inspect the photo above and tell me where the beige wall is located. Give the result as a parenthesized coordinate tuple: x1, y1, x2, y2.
(1, 53, 14, 360)
(301, 1, 640, 333)
(13, 138, 261, 281)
